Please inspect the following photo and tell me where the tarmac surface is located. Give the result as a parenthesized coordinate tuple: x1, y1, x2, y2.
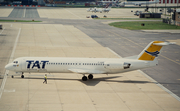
(8, 7, 40, 18)
(0, 7, 180, 111)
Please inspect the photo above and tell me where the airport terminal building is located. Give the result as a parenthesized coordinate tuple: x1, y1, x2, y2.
(0, 0, 179, 5)
(99, 0, 180, 4)
(149, 0, 180, 4)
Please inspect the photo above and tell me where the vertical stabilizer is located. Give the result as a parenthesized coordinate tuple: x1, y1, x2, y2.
(137, 41, 174, 61)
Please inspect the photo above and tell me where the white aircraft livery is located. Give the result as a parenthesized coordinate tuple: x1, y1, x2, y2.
(120, 0, 159, 6)
(5, 41, 174, 81)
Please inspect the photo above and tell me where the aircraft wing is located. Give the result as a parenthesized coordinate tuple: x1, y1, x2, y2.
(68, 69, 106, 74)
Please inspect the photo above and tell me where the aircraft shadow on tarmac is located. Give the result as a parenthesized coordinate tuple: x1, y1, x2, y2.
(14, 76, 153, 86)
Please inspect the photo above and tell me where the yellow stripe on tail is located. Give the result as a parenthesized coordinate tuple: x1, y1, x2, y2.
(138, 41, 164, 61)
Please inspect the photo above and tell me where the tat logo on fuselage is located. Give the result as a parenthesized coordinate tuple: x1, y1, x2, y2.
(26, 60, 49, 69)
(145, 50, 160, 57)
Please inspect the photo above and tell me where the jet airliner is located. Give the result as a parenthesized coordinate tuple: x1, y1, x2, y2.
(87, 7, 111, 13)
(119, 0, 159, 6)
(87, 3, 111, 13)
(5, 41, 174, 81)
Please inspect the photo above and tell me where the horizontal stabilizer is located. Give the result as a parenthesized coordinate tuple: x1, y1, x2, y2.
(153, 42, 176, 46)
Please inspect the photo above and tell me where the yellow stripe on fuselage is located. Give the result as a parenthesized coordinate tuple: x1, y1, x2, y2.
(138, 41, 163, 61)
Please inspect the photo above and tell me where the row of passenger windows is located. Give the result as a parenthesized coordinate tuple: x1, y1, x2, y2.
(46, 63, 105, 66)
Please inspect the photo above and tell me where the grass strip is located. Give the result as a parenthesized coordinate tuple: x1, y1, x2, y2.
(109, 21, 180, 30)
(94, 18, 162, 20)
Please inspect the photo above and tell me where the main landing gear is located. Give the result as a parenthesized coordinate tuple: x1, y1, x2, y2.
(21, 74, 24, 78)
(82, 74, 93, 81)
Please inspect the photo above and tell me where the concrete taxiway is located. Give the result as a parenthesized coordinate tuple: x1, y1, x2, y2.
(0, 7, 180, 111)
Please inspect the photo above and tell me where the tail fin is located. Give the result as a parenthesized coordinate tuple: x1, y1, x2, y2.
(138, 41, 175, 61)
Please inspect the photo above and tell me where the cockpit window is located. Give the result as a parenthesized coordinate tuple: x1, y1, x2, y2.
(13, 61, 18, 63)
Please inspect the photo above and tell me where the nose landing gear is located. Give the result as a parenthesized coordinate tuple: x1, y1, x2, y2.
(11, 72, 24, 78)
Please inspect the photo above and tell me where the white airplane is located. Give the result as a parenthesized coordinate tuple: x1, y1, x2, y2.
(97, 0, 119, 7)
(5, 41, 174, 81)
(119, 0, 159, 6)
(87, 3, 111, 13)
(87, 7, 111, 13)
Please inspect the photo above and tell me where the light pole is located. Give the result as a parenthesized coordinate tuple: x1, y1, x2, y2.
(165, 0, 167, 18)
(177, 0, 179, 8)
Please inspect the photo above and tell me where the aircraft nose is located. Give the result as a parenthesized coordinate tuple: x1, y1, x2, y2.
(5, 63, 13, 70)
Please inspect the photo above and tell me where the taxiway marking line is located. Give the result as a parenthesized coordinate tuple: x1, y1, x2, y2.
(23, 8, 26, 18)
(105, 29, 180, 65)
(106, 47, 122, 58)
(107, 46, 180, 102)
(0, 27, 5, 34)
(0, 28, 21, 99)
(64, 9, 82, 19)
(139, 70, 180, 102)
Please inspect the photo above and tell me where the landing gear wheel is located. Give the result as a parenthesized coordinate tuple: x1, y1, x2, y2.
(11, 75, 14, 78)
(88, 74, 93, 79)
(82, 76, 87, 81)
(21, 75, 24, 78)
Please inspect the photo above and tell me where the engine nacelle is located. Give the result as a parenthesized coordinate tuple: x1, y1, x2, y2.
(104, 61, 131, 70)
